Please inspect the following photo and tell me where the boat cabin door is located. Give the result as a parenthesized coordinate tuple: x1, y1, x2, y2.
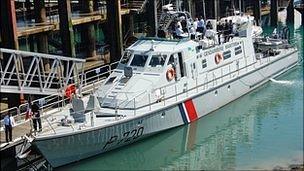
(171, 52, 184, 81)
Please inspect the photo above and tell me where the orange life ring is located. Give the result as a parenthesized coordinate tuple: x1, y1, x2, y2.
(166, 67, 176, 81)
(215, 52, 223, 64)
(65, 84, 76, 99)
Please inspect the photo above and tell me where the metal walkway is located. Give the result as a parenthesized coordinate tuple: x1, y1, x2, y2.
(0, 48, 85, 95)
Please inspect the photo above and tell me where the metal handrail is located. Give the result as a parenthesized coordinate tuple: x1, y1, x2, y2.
(0, 62, 118, 124)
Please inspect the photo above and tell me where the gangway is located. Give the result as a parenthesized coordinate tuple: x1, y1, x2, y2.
(0, 48, 85, 95)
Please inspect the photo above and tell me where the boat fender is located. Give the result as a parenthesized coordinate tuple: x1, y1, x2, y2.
(166, 67, 176, 81)
(65, 84, 76, 99)
(215, 52, 223, 64)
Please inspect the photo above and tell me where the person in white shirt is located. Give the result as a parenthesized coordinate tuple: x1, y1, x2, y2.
(176, 21, 182, 29)
(189, 26, 196, 39)
(197, 17, 205, 33)
(175, 25, 185, 39)
(193, 18, 198, 31)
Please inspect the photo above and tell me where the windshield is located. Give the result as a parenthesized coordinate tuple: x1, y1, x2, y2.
(148, 55, 167, 67)
(130, 54, 148, 67)
(120, 51, 132, 64)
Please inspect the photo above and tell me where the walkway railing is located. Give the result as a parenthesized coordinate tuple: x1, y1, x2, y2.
(0, 48, 85, 95)
(0, 61, 119, 130)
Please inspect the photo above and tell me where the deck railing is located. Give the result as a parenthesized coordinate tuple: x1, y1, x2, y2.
(124, 48, 299, 116)
(113, 52, 275, 115)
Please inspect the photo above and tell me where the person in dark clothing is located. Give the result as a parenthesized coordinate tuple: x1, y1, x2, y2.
(226, 20, 234, 41)
(32, 103, 42, 132)
(228, 20, 233, 34)
(4, 113, 15, 142)
(157, 26, 166, 38)
(206, 21, 213, 30)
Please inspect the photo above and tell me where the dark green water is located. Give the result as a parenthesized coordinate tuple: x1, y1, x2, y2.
(59, 25, 303, 170)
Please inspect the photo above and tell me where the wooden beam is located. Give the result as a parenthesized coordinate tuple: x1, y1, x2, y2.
(17, 15, 106, 37)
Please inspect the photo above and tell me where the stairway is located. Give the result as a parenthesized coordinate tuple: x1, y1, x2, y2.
(124, 0, 149, 13)
(157, 0, 177, 30)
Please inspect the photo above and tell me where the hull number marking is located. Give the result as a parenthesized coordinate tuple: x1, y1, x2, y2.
(103, 127, 144, 150)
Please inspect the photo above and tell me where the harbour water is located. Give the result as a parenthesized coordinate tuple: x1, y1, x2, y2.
(58, 25, 303, 170)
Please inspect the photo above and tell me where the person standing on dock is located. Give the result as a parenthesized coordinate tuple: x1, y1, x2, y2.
(4, 112, 15, 142)
(32, 103, 42, 132)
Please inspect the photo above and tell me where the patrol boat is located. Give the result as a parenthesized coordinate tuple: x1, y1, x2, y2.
(28, 12, 299, 168)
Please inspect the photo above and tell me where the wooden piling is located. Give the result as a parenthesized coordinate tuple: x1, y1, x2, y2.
(147, 0, 157, 37)
(58, 0, 76, 57)
(270, 0, 278, 27)
(253, 0, 261, 25)
(34, 0, 49, 71)
(106, 0, 123, 62)
(25, 0, 35, 52)
(34, 0, 48, 53)
(80, 0, 96, 58)
(286, 0, 294, 23)
(0, 0, 21, 108)
(129, 14, 134, 37)
(0, 0, 19, 50)
(204, 0, 214, 19)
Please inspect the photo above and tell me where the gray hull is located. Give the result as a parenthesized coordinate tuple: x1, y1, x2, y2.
(34, 50, 299, 167)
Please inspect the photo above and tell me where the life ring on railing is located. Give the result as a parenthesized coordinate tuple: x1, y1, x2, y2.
(215, 52, 223, 64)
(166, 67, 176, 81)
(65, 84, 76, 99)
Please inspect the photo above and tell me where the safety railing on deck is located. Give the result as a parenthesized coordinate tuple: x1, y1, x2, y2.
(112, 53, 273, 116)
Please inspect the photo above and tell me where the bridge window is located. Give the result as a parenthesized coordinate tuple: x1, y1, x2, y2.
(235, 46, 242, 56)
(121, 51, 132, 64)
(201, 59, 207, 68)
(196, 45, 203, 53)
(168, 55, 174, 65)
(223, 50, 231, 60)
(148, 55, 167, 67)
(130, 54, 148, 67)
